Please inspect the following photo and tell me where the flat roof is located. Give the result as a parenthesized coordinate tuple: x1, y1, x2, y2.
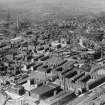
(31, 85, 55, 96)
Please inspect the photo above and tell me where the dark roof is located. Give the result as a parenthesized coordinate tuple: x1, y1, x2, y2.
(80, 64, 91, 72)
(31, 84, 57, 96)
(38, 67, 52, 73)
(33, 63, 43, 70)
(72, 72, 85, 83)
(61, 68, 73, 75)
(56, 67, 63, 72)
(27, 62, 35, 69)
(61, 66, 77, 76)
(34, 54, 44, 61)
(65, 71, 77, 79)
(37, 46, 44, 51)
(0, 43, 7, 48)
(40, 56, 49, 61)
(81, 75, 91, 83)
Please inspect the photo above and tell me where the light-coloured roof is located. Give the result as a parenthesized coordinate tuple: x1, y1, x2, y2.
(11, 36, 22, 42)
(47, 56, 63, 66)
(29, 71, 46, 80)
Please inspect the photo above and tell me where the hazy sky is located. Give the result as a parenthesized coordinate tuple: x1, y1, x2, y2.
(0, 0, 105, 20)
(0, 0, 105, 12)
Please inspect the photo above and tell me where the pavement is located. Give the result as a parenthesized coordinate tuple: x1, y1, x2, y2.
(0, 92, 6, 105)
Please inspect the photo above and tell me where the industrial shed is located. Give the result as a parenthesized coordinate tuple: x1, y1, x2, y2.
(30, 83, 60, 99)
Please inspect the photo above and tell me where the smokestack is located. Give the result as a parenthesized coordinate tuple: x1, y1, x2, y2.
(16, 16, 20, 31)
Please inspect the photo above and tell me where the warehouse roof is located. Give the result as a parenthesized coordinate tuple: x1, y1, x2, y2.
(31, 84, 57, 96)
